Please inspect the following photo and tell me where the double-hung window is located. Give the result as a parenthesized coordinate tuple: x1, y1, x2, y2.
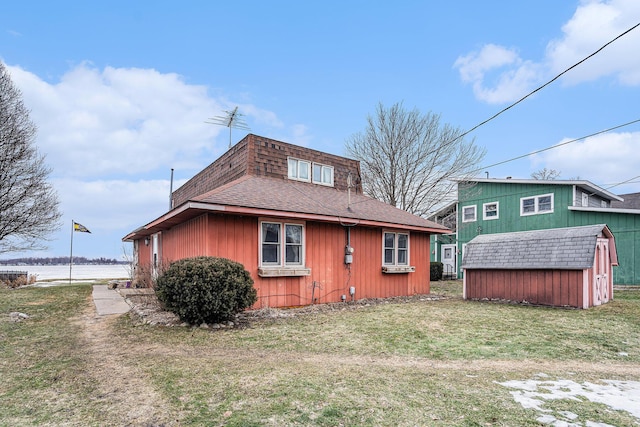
(383, 232, 409, 266)
(260, 221, 304, 266)
(520, 194, 554, 216)
(287, 158, 310, 182)
(483, 202, 499, 220)
(462, 205, 477, 222)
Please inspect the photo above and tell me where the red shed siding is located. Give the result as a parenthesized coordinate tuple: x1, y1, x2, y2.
(141, 213, 431, 308)
(464, 269, 585, 307)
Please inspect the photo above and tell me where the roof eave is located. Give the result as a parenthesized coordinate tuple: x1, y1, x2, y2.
(122, 201, 450, 241)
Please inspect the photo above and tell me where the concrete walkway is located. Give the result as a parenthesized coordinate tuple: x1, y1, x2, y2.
(92, 284, 131, 315)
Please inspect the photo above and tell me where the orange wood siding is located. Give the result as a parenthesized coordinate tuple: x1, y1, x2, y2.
(139, 212, 432, 308)
(464, 269, 585, 308)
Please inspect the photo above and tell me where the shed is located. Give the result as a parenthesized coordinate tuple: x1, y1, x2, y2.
(461, 224, 617, 308)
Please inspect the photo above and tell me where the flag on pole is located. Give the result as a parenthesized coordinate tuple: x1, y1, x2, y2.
(73, 222, 91, 233)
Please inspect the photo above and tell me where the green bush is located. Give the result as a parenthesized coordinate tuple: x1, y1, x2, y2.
(430, 262, 443, 281)
(155, 256, 257, 325)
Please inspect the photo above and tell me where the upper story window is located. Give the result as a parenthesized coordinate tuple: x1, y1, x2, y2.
(521, 193, 554, 216)
(312, 163, 334, 186)
(462, 205, 477, 222)
(483, 202, 499, 220)
(288, 157, 334, 187)
(260, 221, 304, 267)
(288, 158, 310, 182)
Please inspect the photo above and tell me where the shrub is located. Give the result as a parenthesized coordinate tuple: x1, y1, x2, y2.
(155, 256, 257, 325)
(430, 262, 443, 281)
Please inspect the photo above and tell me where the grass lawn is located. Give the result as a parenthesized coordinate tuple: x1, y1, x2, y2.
(1, 281, 639, 426)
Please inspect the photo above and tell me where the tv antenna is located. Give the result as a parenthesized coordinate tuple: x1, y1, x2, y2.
(205, 106, 251, 148)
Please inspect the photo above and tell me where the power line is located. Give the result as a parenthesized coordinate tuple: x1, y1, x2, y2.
(474, 117, 640, 173)
(605, 175, 640, 191)
(451, 21, 640, 146)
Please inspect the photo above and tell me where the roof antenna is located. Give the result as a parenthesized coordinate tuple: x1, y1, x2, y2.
(205, 106, 251, 148)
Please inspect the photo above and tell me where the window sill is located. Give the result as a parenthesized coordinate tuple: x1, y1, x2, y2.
(382, 266, 415, 274)
(258, 267, 311, 277)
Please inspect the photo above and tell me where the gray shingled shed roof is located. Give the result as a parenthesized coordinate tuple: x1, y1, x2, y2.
(461, 224, 615, 270)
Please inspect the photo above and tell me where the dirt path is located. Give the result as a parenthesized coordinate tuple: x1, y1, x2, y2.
(75, 298, 180, 426)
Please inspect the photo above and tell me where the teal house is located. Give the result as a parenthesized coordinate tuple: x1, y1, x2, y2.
(429, 178, 640, 285)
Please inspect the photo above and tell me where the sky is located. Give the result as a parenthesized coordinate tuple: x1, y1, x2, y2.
(1, 0, 639, 260)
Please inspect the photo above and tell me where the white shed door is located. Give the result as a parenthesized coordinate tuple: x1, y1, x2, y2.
(593, 239, 610, 306)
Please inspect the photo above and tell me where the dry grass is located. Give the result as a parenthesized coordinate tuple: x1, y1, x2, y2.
(1, 281, 640, 426)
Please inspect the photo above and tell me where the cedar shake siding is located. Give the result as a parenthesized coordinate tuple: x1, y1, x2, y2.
(172, 134, 363, 208)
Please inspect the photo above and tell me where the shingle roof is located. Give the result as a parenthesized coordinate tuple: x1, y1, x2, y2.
(461, 224, 613, 270)
(612, 192, 640, 210)
(192, 175, 448, 230)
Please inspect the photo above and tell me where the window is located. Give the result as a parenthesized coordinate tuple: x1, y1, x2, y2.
(520, 194, 554, 216)
(287, 158, 310, 182)
(312, 163, 334, 186)
(462, 205, 477, 222)
(383, 232, 409, 266)
(483, 202, 499, 220)
(260, 221, 304, 266)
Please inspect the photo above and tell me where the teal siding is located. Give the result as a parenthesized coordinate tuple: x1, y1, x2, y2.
(458, 182, 640, 285)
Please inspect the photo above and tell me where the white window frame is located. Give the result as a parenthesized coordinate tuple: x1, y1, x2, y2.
(520, 193, 554, 216)
(259, 220, 306, 267)
(287, 157, 311, 182)
(312, 162, 334, 186)
(382, 231, 410, 266)
(482, 202, 499, 220)
(462, 205, 477, 223)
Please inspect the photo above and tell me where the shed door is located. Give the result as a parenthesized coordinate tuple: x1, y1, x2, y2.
(593, 239, 610, 306)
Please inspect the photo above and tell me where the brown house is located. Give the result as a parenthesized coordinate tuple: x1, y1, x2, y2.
(461, 224, 618, 308)
(124, 134, 449, 308)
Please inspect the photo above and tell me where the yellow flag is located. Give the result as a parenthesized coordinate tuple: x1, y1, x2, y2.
(73, 222, 91, 233)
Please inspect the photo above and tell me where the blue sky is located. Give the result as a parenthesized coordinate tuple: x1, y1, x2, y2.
(1, 0, 639, 260)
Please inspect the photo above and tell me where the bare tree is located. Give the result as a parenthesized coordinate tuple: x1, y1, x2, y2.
(346, 102, 485, 216)
(0, 62, 61, 254)
(531, 168, 561, 180)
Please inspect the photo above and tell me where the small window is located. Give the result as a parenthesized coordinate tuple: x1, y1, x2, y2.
(261, 221, 305, 267)
(287, 158, 310, 182)
(383, 232, 409, 266)
(520, 194, 554, 216)
(312, 163, 334, 186)
(601, 200, 608, 208)
(582, 193, 589, 207)
(462, 205, 477, 222)
(483, 202, 499, 220)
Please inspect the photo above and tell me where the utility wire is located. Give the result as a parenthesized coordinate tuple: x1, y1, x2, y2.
(472, 117, 640, 173)
(450, 21, 640, 146)
(605, 175, 640, 191)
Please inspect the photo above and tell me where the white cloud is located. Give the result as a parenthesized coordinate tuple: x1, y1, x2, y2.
(547, 0, 640, 86)
(455, 0, 640, 104)
(8, 63, 225, 178)
(530, 131, 640, 191)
